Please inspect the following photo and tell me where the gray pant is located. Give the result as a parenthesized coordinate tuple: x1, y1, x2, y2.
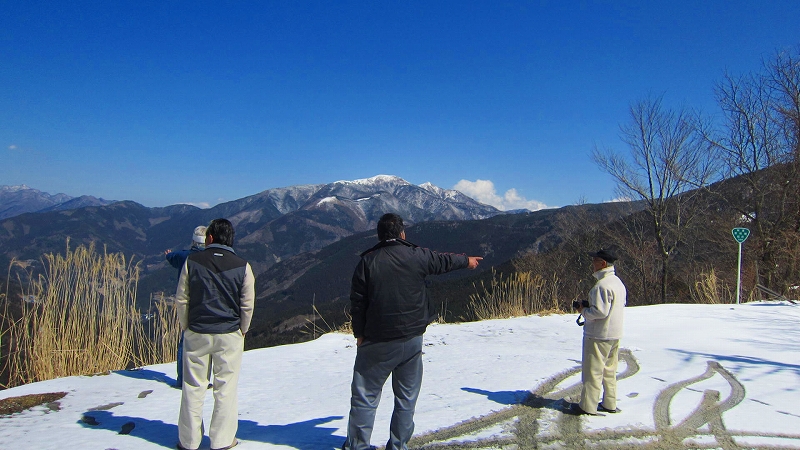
(343, 335, 424, 450)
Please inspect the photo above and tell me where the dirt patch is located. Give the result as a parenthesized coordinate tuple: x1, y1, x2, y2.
(0, 392, 67, 416)
(87, 402, 124, 411)
(137, 390, 153, 398)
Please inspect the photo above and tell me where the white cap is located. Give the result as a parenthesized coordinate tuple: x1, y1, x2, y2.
(192, 225, 207, 244)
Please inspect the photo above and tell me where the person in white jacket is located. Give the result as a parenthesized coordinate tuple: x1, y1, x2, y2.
(574, 248, 626, 416)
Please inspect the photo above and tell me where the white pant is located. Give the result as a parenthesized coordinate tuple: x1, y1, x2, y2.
(178, 329, 243, 450)
(579, 336, 619, 414)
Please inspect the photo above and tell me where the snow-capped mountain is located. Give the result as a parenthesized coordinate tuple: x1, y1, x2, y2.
(296, 175, 498, 222)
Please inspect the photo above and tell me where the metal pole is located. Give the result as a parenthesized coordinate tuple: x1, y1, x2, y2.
(736, 241, 743, 305)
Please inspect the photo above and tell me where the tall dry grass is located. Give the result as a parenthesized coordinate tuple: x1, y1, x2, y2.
(469, 270, 564, 320)
(302, 302, 352, 339)
(1, 240, 179, 388)
(689, 268, 733, 304)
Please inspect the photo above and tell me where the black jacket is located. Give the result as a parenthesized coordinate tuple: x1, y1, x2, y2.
(350, 239, 469, 342)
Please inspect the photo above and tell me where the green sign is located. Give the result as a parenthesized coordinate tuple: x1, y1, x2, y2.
(732, 228, 750, 243)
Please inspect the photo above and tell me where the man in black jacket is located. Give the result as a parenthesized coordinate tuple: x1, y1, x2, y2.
(343, 213, 482, 450)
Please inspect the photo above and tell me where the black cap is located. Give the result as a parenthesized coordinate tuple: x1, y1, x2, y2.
(588, 248, 618, 263)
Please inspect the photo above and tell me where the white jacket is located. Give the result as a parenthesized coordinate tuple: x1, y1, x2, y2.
(583, 266, 626, 340)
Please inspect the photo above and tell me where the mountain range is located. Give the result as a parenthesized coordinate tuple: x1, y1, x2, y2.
(0, 175, 645, 348)
(0, 185, 114, 220)
(0, 175, 501, 268)
(0, 176, 504, 324)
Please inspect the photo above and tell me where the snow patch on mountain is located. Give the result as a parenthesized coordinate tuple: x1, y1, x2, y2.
(339, 175, 410, 187)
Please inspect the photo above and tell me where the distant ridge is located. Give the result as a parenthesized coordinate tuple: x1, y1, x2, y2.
(0, 185, 116, 220)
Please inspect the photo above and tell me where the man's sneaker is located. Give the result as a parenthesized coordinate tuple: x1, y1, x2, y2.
(598, 404, 621, 413)
(176, 443, 196, 450)
(565, 402, 602, 416)
(342, 443, 377, 450)
(211, 439, 239, 450)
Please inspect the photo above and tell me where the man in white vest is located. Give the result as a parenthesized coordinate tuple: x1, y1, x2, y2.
(175, 218, 255, 450)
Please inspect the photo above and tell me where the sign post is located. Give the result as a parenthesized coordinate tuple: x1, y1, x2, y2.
(732, 227, 750, 305)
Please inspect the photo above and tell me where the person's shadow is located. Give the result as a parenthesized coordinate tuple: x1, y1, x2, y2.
(115, 368, 177, 387)
(461, 387, 531, 405)
(238, 417, 344, 449)
(461, 387, 570, 413)
(80, 410, 344, 449)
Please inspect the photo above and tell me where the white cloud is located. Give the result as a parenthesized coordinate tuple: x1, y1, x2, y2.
(8, 144, 18, 150)
(453, 179, 548, 211)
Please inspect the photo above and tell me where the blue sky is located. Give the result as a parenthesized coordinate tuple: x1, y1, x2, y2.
(2, 1, 799, 210)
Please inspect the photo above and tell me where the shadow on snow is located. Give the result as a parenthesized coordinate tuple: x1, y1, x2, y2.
(79, 410, 345, 449)
(115, 368, 177, 387)
(461, 387, 531, 406)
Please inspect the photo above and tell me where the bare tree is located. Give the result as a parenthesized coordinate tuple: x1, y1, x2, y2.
(706, 47, 800, 290)
(768, 47, 800, 240)
(593, 96, 715, 303)
(768, 46, 800, 165)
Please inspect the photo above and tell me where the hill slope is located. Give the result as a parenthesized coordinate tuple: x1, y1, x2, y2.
(245, 201, 645, 347)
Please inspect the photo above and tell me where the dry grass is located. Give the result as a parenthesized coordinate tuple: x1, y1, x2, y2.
(469, 270, 564, 320)
(303, 304, 352, 338)
(336, 308, 353, 334)
(689, 268, 733, 304)
(0, 240, 179, 388)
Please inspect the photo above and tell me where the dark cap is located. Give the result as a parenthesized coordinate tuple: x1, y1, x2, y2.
(588, 248, 618, 263)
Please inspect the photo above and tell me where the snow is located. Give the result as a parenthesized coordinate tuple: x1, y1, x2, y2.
(1, 185, 32, 192)
(316, 197, 340, 207)
(1, 302, 799, 449)
(337, 175, 409, 186)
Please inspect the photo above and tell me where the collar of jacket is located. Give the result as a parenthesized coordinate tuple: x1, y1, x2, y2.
(360, 238, 418, 257)
(207, 243, 235, 254)
(593, 265, 615, 280)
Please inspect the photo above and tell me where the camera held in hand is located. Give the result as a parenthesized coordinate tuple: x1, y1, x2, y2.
(573, 300, 589, 327)
(572, 300, 589, 310)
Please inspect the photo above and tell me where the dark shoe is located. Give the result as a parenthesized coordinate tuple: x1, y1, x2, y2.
(598, 403, 621, 413)
(565, 402, 601, 416)
(211, 439, 239, 450)
(341, 443, 375, 450)
(176, 443, 197, 450)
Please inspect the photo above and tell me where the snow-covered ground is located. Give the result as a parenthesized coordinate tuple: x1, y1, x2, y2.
(1, 302, 799, 449)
